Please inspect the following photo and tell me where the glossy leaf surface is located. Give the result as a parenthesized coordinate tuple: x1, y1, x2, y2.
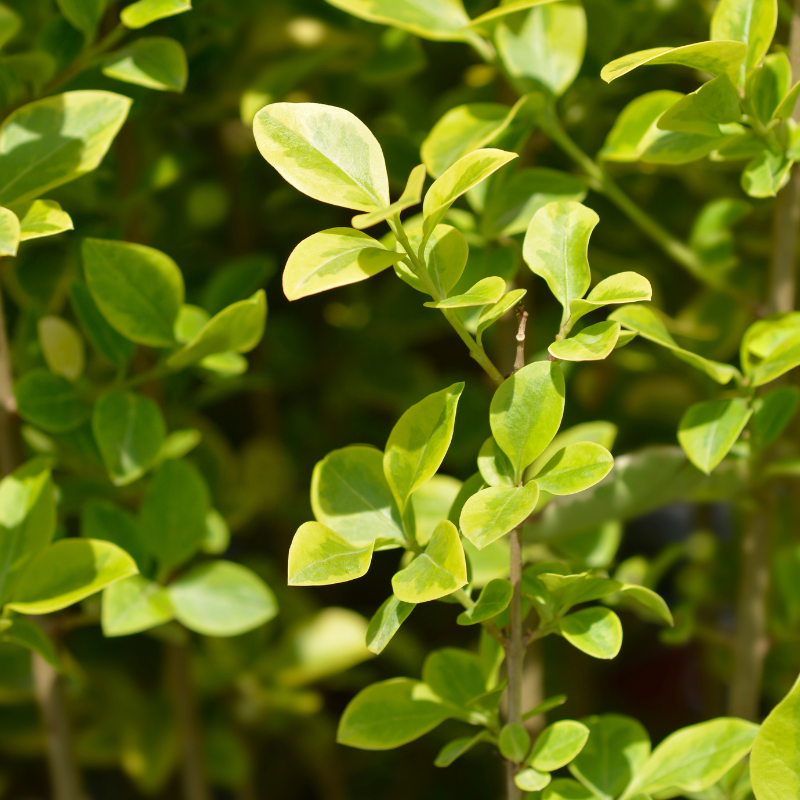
(559, 606, 622, 659)
(460, 482, 539, 549)
(549, 321, 621, 361)
(101, 575, 174, 636)
(533, 442, 614, 496)
(102, 37, 188, 92)
(677, 398, 751, 473)
(288, 521, 374, 586)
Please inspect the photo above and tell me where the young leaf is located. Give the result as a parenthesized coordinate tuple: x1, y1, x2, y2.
(535, 572, 622, 615)
(366, 594, 415, 654)
(490, 361, 565, 481)
(412, 474, 462, 545)
(750, 674, 800, 800)
(500, 723, 531, 763)
(92, 391, 166, 486)
(167, 290, 265, 368)
(383, 382, 464, 509)
(312, 445, 405, 547)
(600, 41, 748, 84)
(558, 607, 622, 659)
(460, 482, 540, 549)
(457, 578, 513, 625)
(102, 37, 188, 92)
(569, 714, 652, 800)
(434, 731, 492, 767)
(121, 0, 192, 29)
(0, 91, 132, 205)
(549, 321, 621, 361)
(533, 442, 614, 496)
(478, 436, 516, 488)
(740, 312, 800, 385)
(611, 584, 674, 626)
(751, 385, 800, 447)
(424, 276, 505, 308)
(741, 147, 792, 198)
(352, 163, 427, 229)
(422, 647, 487, 708)
(83, 238, 184, 347)
(711, 0, 777, 76)
(515, 768, 552, 792)
(15, 370, 90, 433)
(677, 398, 751, 474)
(8, 199, 73, 241)
(622, 718, 758, 798)
(392, 520, 467, 602)
(101, 575, 174, 636)
(476, 289, 527, 346)
(37, 316, 84, 381)
(70, 282, 136, 367)
(56, 0, 104, 33)
(168, 560, 277, 637)
(568, 272, 652, 328)
(0, 206, 19, 256)
(530, 720, 590, 771)
(657, 74, 741, 136)
(523, 201, 598, 325)
(337, 678, 452, 750)
(746, 53, 790, 124)
(253, 102, 390, 212)
(421, 224, 469, 298)
(5, 539, 138, 614)
(543, 779, 598, 800)
(422, 148, 518, 237)
(0, 617, 59, 668)
(288, 521, 375, 586)
(609, 304, 740, 384)
(283, 229, 403, 300)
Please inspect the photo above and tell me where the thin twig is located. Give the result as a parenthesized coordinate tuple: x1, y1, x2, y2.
(505, 529, 525, 800)
(513, 306, 528, 374)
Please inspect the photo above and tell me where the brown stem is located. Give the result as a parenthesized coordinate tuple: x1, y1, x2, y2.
(769, 166, 800, 313)
(505, 528, 524, 800)
(513, 307, 528, 374)
(0, 269, 21, 476)
(166, 641, 211, 800)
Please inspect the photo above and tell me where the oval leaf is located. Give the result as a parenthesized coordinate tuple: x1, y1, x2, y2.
(533, 442, 614, 496)
(15, 369, 90, 433)
(101, 574, 174, 637)
(677, 398, 752, 474)
(457, 578, 513, 625)
(460, 482, 540, 549)
(559, 606, 622, 659)
(37, 316, 84, 381)
(530, 720, 590, 772)
(549, 321, 621, 361)
(288, 521, 374, 586)
(102, 37, 188, 92)
(121, 0, 192, 29)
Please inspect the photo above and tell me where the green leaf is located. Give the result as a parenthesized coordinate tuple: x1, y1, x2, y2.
(392, 520, 467, 602)
(490, 361, 566, 481)
(93, 390, 166, 486)
(352, 163, 426, 229)
(523, 694, 568, 721)
(750, 674, 800, 800)
(533, 442, 614, 496)
(5, 539, 137, 614)
(8, 199, 73, 241)
(741, 313, 800, 385)
(83, 238, 184, 347)
(168, 560, 277, 637)
(0, 91, 132, 206)
(366, 594, 415, 654)
(411, 474, 462, 545)
(601, 91, 684, 162)
(81, 499, 148, 572)
(600, 41, 748, 84)
(102, 37, 187, 92)
(202, 509, 229, 555)
(435, 731, 492, 767)
(549, 321, 621, 361)
(543, 779, 598, 800)
(751, 385, 800, 447)
(622, 718, 758, 798)
(741, 146, 792, 198)
(36, 317, 84, 382)
(711, 0, 776, 78)
(569, 714, 651, 800)
(384, 382, 464, 509)
(559, 606, 622, 659)
(495, 2, 586, 97)
(139, 459, 209, 572)
(70, 282, 136, 367)
(101, 575, 174, 636)
(421, 224, 470, 298)
(0, 3, 21, 49)
(746, 53, 790, 124)
(516, 768, 552, 792)
(338, 677, 452, 750)
(0, 617, 59, 668)
(121, 0, 191, 29)
(774, 78, 800, 120)
(283, 228, 404, 300)
(424, 276, 505, 308)
(423, 647, 487, 708)
(457, 578, 513, 625)
(609, 304, 741, 384)
(326, 0, 471, 41)
(460, 482, 540, 549)
(657, 74, 741, 137)
(421, 96, 531, 178)
(15, 370, 90, 433)
(253, 102, 390, 212)
(0, 206, 19, 256)
(470, 0, 562, 26)
(478, 436, 516, 488)
(500, 723, 531, 763)
(523, 201, 598, 325)
(422, 148, 518, 238)
(530, 720, 590, 771)
(677, 398, 752, 474)
(288, 521, 374, 586)
(312, 445, 405, 547)
(476, 289, 527, 346)
(568, 272, 652, 328)
(167, 290, 265, 368)
(56, 0, 105, 34)
(641, 128, 731, 165)
(530, 571, 622, 617)
(611, 584, 674, 626)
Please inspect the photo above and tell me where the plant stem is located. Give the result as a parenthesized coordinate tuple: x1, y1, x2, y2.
(0, 268, 21, 476)
(506, 528, 525, 800)
(167, 641, 211, 800)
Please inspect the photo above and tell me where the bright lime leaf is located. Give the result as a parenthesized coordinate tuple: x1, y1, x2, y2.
(741, 147, 792, 198)
(532, 572, 621, 616)
(383, 382, 464, 509)
(543, 779, 598, 800)
(83, 238, 184, 347)
(523, 201, 598, 325)
(612, 584, 674, 626)
(534, 442, 614, 496)
(168, 560, 277, 637)
(6, 539, 138, 614)
(282, 228, 403, 300)
(711, 0, 776, 76)
(0, 91, 132, 206)
(121, 0, 191, 28)
(740, 312, 800, 385)
(37, 316, 84, 381)
(478, 436, 516, 488)
(457, 578, 513, 625)
(0, 206, 19, 255)
(568, 272, 652, 327)
(366, 594, 415, 654)
(500, 723, 531, 763)
(476, 289, 527, 346)
(253, 102, 390, 212)
(516, 768, 552, 792)
(550, 321, 621, 361)
(490, 360, 565, 481)
(530, 720, 590, 771)
(422, 224, 470, 298)
(435, 731, 492, 767)
(411, 474, 461, 546)
(424, 276, 505, 308)
(69, 282, 136, 368)
(288, 521, 374, 586)
(9, 199, 73, 241)
(202, 509, 229, 555)
(352, 163, 427, 228)
(658, 74, 741, 136)
(751, 385, 799, 447)
(101, 575, 174, 636)
(102, 37, 187, 92)
(677, 398, 751, 474)
(747, 53, 791, 125)
(559, 606, 622, 659)
(460, 482, 539, 549)
(470, 0, 562, 26)
(92, 390, 166, 486)
(15, 370, 90, 432)
(337, 678, 452, 749)
(392, 520, 467, 603)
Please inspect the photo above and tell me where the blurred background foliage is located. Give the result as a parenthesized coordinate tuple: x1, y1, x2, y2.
(1, 0, 799, 797)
